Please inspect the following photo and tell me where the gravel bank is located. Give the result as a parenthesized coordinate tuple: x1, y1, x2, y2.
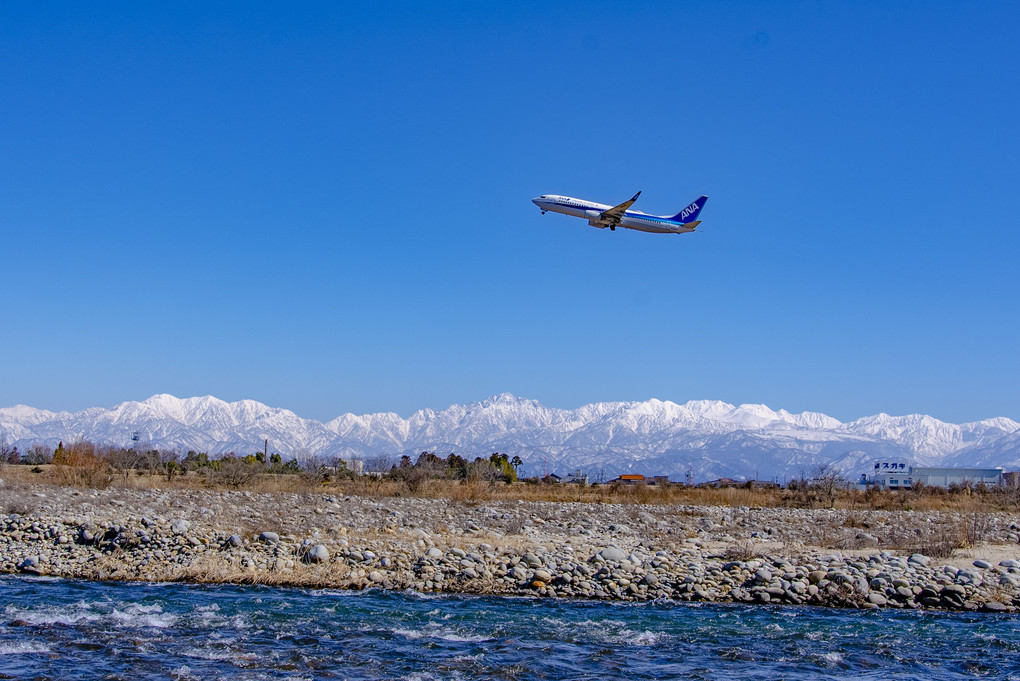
(2, 483, 1019, 612)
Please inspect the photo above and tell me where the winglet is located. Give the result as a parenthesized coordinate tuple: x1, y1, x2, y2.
(670, 195, 708, 223)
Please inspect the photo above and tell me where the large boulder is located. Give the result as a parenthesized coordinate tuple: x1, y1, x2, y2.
(303, 544, 330, 564)
(599, 547, 627, 562)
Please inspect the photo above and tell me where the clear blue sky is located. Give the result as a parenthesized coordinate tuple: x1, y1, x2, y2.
(2, 2, 1018, 423)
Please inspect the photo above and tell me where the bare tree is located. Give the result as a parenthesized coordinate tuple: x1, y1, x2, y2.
(812, 464, 848, 509)
(53, 441, 111, 488)
(363, 454, 394, 475)
(103, 446, 143, 480)
(0, 432, 12, 464)
(24, 444, 53, 465)
(0, 433, 19, 465)
(466, 459, 499, 485)
(204, 456, 262, 488)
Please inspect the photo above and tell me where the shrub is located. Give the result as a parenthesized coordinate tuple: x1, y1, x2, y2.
(203, 456, 263, 488)
(53, 441, 111, 489)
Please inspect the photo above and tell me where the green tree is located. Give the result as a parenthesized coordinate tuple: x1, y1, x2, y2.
(489, 453, 517, 483)
(445, 453, 468, 480)
(510, 455, 523, 476)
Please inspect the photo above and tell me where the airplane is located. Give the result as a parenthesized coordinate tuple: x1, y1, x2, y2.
(532, 191, 708, 234)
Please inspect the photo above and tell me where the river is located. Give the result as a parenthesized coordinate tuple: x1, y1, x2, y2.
(1, 575, 1017, 679)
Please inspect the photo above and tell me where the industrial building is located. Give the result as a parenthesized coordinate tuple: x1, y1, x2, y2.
(862, 460, 1004, 490)
(911, 466, 1004, 488)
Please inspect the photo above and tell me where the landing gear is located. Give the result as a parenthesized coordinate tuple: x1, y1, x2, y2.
(541, 211, 546, 214)
(609, 225, 616, 231)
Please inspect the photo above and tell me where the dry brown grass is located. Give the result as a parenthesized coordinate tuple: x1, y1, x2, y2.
(4, 463, 1019, 513)
(718, 537, 766, 561)
(886, 517, 974, 558)
(165, 555, 355, 587)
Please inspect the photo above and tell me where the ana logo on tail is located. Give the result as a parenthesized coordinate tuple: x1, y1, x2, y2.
(669, 196, 708, 223)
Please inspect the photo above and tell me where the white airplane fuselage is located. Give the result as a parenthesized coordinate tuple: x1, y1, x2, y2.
(532, 193, 707, 234)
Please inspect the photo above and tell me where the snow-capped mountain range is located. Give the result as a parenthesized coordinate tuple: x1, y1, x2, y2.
(2, 394, 1019, 482)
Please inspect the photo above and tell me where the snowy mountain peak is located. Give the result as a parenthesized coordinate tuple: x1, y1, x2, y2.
(966, 417, 1020, 433)
(479, 393, 524, 407)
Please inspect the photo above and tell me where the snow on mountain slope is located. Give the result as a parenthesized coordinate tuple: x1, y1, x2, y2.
(1, 394, 1018, 482)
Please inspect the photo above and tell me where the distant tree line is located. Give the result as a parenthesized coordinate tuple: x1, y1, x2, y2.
(0, 438, 527, 492)
(0, 439, 356, 488)
(386, 452, 522, 492)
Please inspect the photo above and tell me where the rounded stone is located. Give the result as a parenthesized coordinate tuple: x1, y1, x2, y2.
(533, 569, 553, 582)
(908, 554, 930, 567)
(304, 544, 330, 564)
(258, 532, 280, 544)
(599, 547, 627, 562)
(522, 552, 543, 568)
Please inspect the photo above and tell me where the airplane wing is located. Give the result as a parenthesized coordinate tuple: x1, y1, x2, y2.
(600, 191, 641, 223)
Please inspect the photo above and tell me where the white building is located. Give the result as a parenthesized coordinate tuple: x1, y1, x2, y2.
(911, 466, 1003, 488)
(862, 460, 1003, 490)
(563, 469, 589, 484)
(861, 460, 912, 489)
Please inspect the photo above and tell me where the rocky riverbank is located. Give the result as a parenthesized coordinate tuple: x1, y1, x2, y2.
(1, 482, 1019, 612)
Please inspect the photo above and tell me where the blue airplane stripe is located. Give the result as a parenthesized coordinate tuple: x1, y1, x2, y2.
(623, 214, 685, 224)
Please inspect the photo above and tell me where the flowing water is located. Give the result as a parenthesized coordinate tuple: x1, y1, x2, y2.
(0, 575, 1018, 680)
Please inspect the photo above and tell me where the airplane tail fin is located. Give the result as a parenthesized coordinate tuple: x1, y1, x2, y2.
(669, 195, 708, 223)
